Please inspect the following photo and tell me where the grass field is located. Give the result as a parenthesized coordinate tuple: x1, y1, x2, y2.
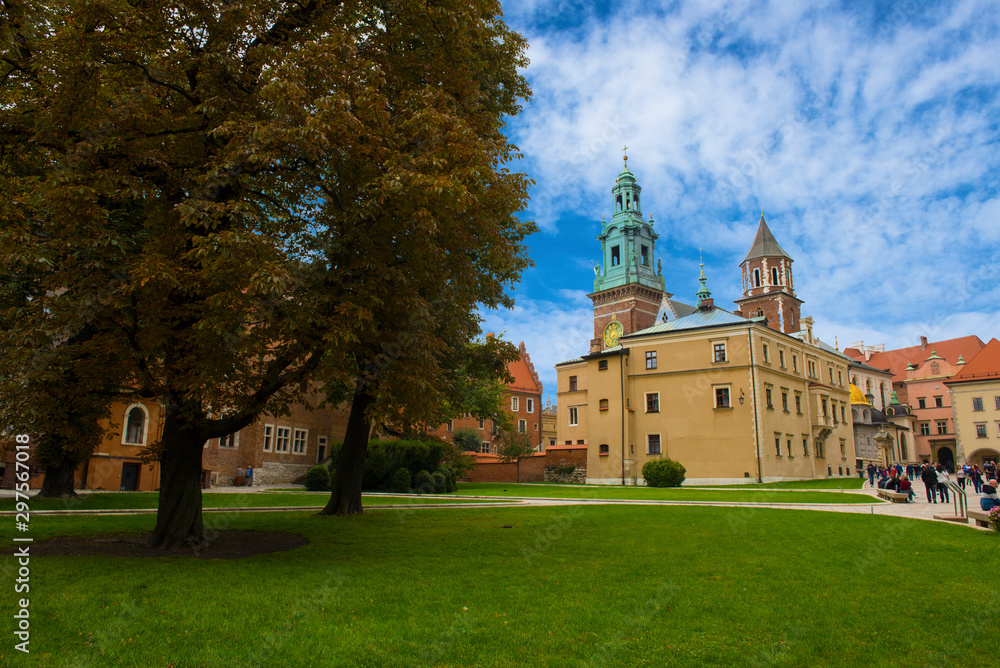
(457, 482, 878, 504)
(0, 492, 499, 512)
(2, 505, 995, 667)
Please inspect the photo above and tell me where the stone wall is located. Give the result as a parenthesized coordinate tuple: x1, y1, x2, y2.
(256, 461, 316, 485)
(544, 466, 587, 484)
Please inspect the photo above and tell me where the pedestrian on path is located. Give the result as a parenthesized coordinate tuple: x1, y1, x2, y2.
(921, 463, 939, 503)
(867, 463, 876, 488)
(956, 465, 967, 490)
(936, 464, 950, 503)
(972, 465, 984, 494)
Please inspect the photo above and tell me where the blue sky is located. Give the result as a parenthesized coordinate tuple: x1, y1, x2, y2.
(482, 0, 1000, 404)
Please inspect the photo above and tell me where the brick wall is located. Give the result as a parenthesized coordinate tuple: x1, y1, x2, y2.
(465, 454, 545, 483)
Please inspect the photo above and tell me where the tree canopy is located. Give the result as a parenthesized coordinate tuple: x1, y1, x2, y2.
(0, 0, 534, 546)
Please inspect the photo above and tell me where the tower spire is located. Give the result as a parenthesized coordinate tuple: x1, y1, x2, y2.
(696, 252, 713, 309)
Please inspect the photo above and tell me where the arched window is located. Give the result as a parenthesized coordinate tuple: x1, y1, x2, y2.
(123, 405, 148, 445)
(616, 195, 623, 211)
(866, 380, 871, 395)
(899, 434, 908, 460)
(753, 268, 761, 288)
(771, 267, 779, 285)
(756, 309, 764, 317)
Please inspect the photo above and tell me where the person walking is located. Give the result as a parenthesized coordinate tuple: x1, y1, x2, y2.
(921, 463, 939, 503)
(867, 463, 876, 488)
(956, 465, 967, 490)
(972, 465, 984, 494)
(986, 460, 997, 481)
(935, 463, 950, 503)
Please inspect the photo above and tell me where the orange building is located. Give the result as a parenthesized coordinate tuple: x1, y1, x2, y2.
(945, 339, 1000, 468)
(429, 341, 544, 453)
(844, 335, 985, 470)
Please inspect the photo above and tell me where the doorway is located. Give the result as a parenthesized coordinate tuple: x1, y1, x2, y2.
(936, 447, 955, 473)
(121, 462, 140, 491)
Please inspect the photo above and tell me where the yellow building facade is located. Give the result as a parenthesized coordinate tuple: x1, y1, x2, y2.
(555, 159, 856, 484)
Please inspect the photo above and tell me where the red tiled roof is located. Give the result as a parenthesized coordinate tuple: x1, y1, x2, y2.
(948, 338, 1000, 383)
(507, 341, 543, 395)
(843, 335, 985, 382)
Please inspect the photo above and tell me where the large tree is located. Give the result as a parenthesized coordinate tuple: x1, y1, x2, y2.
(0, 1, 532, 545)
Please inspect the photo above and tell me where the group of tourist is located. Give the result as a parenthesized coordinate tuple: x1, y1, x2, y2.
(865, 460, 1000, 511)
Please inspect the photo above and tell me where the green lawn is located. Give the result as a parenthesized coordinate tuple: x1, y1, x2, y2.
(696, 477, 866, 490)
(0, 492, 498, 512)
(2, 506, 996, 667)
(456, 482, 877, 504)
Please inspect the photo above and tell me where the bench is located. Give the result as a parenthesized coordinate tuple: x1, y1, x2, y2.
(876, 488, 910, 503)
(968, 509, 993, 529)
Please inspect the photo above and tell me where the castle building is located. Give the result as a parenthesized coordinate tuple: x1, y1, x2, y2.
(844, 335, 985, 470)
(556, 159, 855, 484)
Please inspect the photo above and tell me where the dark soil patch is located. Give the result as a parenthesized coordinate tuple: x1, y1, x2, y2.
(25, 531, 308, 559)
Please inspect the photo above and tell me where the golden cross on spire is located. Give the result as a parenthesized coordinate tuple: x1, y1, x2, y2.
(622, 145, 628, 162)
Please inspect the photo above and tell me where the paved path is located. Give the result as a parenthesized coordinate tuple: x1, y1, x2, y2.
(4, 483, 991, 530)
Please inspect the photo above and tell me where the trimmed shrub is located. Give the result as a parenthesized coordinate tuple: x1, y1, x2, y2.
(437, 466, 457, 493)
(304, 465, 330, 491)
(413, 470, 435, 494)
(641, 458, 686, 488)
(432, 471, 447, 494)
(392, 468, 412, 494)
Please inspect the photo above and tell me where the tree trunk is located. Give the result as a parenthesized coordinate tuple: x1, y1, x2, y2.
(149, 416, 206, 549)
(322, 387, 375, 516)
(38, 456, 79, 498)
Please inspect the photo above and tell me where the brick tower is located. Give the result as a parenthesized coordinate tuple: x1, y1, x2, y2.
(733, 214, 802, 334)
(589, 152, 669, 351)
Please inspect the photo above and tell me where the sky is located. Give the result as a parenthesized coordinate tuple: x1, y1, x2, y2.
(480, 0, 1000, 405)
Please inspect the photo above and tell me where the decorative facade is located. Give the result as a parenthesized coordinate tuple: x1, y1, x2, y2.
(945, 338, 1000, 468)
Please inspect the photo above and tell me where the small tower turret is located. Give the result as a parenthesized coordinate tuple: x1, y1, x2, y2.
(733, 213, 802, 334)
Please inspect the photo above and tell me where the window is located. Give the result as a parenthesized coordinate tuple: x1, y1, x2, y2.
(647, 434, 661, 455)
(611, 245, 620, 266)
(822, 399, 828, 417)
(973, 397, 984, 411)
(569, 407, 578, 426)
(899, 434, 908, 460)
(754, 268, 761, 287)
(478, 418, 485, 429)
(919, 422, 930, 436)
(275, 427, 290, 453)
(996, 397, 1000, 410)
(793, 355, 799, 373)
(775, 436, 782, 456)
(549, 438, 556, 446)
(765, 388, 773, 409)
(936, 421, 948, 435)
(795, 393, 802, 414)
(446, 420, 453, 432)
(481, 442, 491, 454)
(577, 440, 585, 445)
(534, 423, 538, 431)
(763, 344, 770, 363)
(526, 398, 534, 413)
(511, 397, 519, 411)
(123, 406, 146, 445)
(598, 360, 608, 371)
(840, 439, 846, 458)
(646, 393, 659, 413)
(918, 397, 926, 409)
(802, 437, 809, 457)
(219, 433, 238, 449)
(781, 391, 789, 412)
(935, 396, 944, 408)
(713, 343, 727, 363)
(569, 376, 578, 392)
(292, 428, 307, 454)
(641, 244, 649, 266)
(976, 423, 988, 438)
(787, 437, 794, 458)
(829, 367, 834, 384)
(715, 387, 731, 409)
(599, 399, 609, 411)
(839, 371, 843, 386)
(518, 419, 527, 434)
(815, 440, 825, 458)
(599, 443, 610, 455)
(808, 360, 817, 378)
(779, 350, 785, 368)
(646, 350, 657, 369)
(263, 424, 274, 452)
(841, 406, 846, 423)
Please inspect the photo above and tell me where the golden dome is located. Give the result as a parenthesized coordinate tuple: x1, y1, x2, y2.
(849, 384, 871, 406)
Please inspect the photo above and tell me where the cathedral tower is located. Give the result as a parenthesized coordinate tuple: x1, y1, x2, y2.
(589, 152, 669, 350)
(733, 214, 802, 334)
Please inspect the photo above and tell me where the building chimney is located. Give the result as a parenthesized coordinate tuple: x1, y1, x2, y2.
(920, 335, 927, 350)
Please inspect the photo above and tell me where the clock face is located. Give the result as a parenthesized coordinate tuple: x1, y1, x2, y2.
(603, 320, 624, 348)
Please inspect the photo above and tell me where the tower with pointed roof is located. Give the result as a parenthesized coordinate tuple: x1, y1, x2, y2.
(589, 151, 668, 350)
(733, 214, 802, 334)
